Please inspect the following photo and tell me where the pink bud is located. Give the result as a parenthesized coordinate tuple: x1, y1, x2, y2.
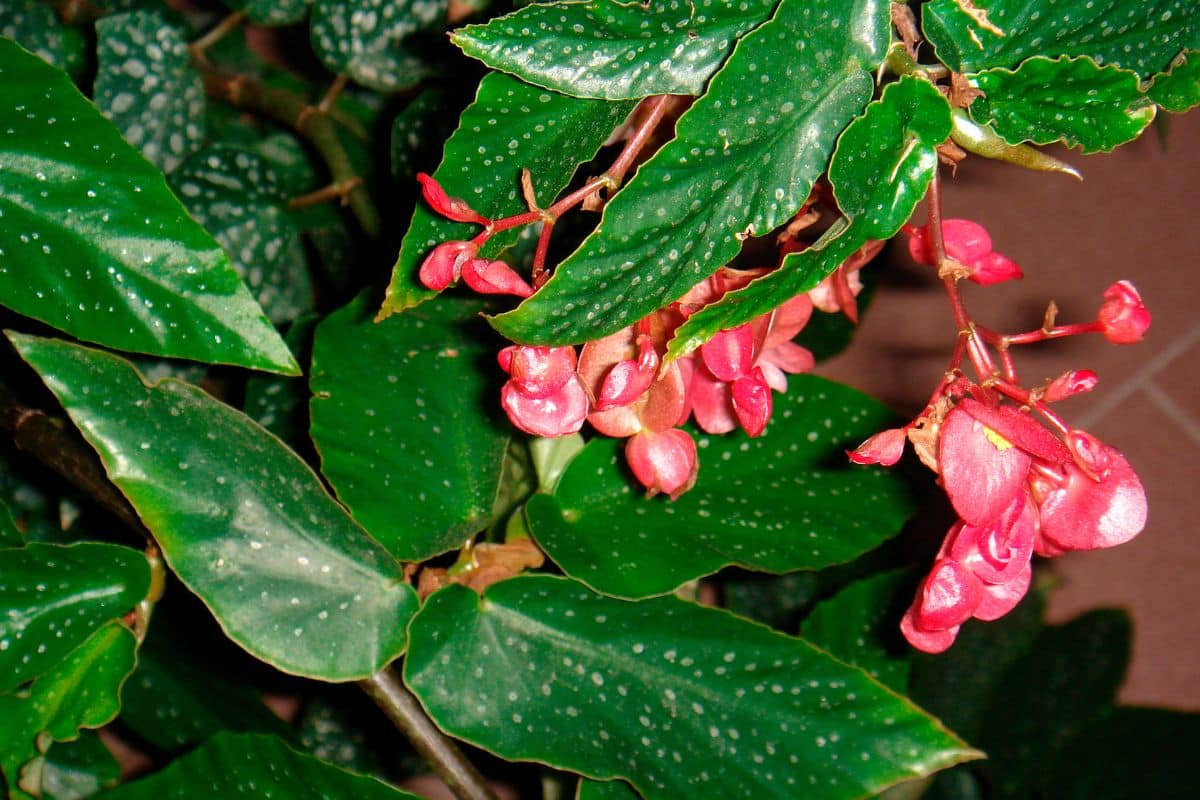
(595, 334, 660, 410)
(625, 428, 699, 500)
(970, 251, 1024, 286)
(906, 219, 1022, 285)
(731, 368, 772, 437)
(461, 258, 533, 298)
(1043, 370, 1099, 403)
(700, 324, 756, 382)
(848, 427, 907, 466)
(1097, 280, 1151, 344)
(500, 376, 589, 438)
(498, 345, 577, 399)
(417, 173, 490, 225)
(418, 240, 476, 291)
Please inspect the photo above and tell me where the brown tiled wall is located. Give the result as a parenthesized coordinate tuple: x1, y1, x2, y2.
(821, 111, 1200, 710)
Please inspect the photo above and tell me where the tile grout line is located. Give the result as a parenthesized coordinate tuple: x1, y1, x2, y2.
(1076, 324, 1200, 429)
(1141, 381, 1200, 447)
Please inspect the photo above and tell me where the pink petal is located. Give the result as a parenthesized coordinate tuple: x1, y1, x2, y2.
(1097, 280, 1151, 344)
(731, 369, 772, 437)
(418, 240, 475, 291)
(461, 258, 533, 298)
(417, 173, 489, 225)
(968, 251, 1023, 285)
(499, 345, 576, 399)
(689, 370, 737, 434)
(625, 428, 698, 500)
(500, 377, 589, 437)
(950, 492, 1038, 585)
(973, 560, 1032, 621)
(912, 558, 985, 631)
(848, 428, 907, 466)
(1035, 446, 1147, 551)
(939, 406, 1032, 526)
(900, 609, 960, 654)
(700, 325, 755, 381)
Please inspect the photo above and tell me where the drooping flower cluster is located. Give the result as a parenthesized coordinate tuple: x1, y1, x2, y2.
(413, 174, 845, 499)
(850, 218, 1151, 652)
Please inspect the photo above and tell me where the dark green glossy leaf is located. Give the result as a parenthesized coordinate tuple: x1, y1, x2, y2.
(0, 38, 298, 374)
(390, 88, 450, 183)
(907, 587, 1045, 745)
(380, 72, 636, 317)
(1046, 707, 1200, 800)
(119, 621, 293, 752)
(94, 9, 205, 173)
(976, 609, 1131, 799)
(226, 0, 310, 26)
(492, 0, 888, 346)
(310, 295, 510, 561)
(0, 542, 150, 692)
(452, 0, 776, 100)
(406, 576, 977, 800)
(0, 623, 137, 794)
(970, 56, 1155, 153)
(723, 571, 822, 631)
(1149, 50, 1200, 113)
(668, 76, 948, 357)
(309, 0, 445, 92)
(921, 0, 1198, 78)
(97, 732, 422, 799)
(0, 0, 74, 74)
(171, 145, 314, 325)
(244, 314, 319, 444)
(10, 334, 417, 681)
(23, 732, 120, 800)
(526, 375, 915, 597)
(578, 778, 642, 800)
(0, 497, 20, 547)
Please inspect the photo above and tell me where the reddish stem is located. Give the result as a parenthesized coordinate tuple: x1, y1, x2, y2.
(988, 378, 1071, 436)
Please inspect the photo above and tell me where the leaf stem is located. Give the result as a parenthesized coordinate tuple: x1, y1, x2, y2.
(359, 669, 498, 800)
(199, 69, 382, 238)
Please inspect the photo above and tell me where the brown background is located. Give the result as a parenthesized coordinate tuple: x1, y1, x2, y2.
(823, 110, 1200, 710)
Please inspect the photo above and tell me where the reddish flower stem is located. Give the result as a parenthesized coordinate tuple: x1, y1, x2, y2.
(532, 220, 555, 287)
(977, 320, 1105, 346)
(987, 378, 1072, 436)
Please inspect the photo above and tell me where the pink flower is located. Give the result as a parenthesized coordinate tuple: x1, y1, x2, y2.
(1032, 437, 1147, 551)
(461, 258, 533, 298)
(900, 559, 984, 653)
(418, 240, 476, 291)
(1096, 280, 1151, 344)
(625, 428, 698, 500)
(417, 173, 490, 226)
(905, 219, 1023, 285)
(497, 346, 588, 437)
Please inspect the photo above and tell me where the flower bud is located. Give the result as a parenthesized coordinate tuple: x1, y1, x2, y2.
(418, 240, 476, 291)
(498, 345, 577, 399)
(1097, 280, 1151, 344)
(1043, 369, 1099, 402)
(731, 368, 772, 437)
(625, 428, 699, 500)
(461, 258, 534, 298)
(848, 427, 907, 466)
(906, 219, 1023, 285)
(417, 173, 490, 225)
(500, 377, 589, 438)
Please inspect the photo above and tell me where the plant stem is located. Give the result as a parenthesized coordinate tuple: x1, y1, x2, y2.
(359, 669, 498, 800)
(200, 70, 382, 238)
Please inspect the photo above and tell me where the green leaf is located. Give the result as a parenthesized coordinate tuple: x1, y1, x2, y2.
(1046, 707, 1200, 800)
(0, 497, 21, 547)
(526, 375, 915, 597)
(118, 621, 293, 752)
(10, 334, 417, 681)
(225, 0, 310, 26)
(451, 0, 777, 100)
(0, 0, 74, 74)
(578, 778, 642, 800)
(0, 623, 137, 794)
(1149, 50, 1200, 113)
(244, 314, 319, 444)
(34, 732, 121, 800)
(309, 0, 446, 92)
(668, 76, 949, 356)
(491, 0, 888, 346)
(94, 10, 205, 174)
(801, 571, 911, 693)
(171, 145, 314, 325)
(921, 0, 1198, 78)
(96, 732, 422, 799)
(390, 88, 451, 183)
(0, 542, 150, 692)
(310, 295, 510, 561)
(0, 38, 298, 374)
(970, 56, 1155, 153)
(975, 609, 1131, 799)
(380, 72, 636, 317)
(406, 576, 977, 800)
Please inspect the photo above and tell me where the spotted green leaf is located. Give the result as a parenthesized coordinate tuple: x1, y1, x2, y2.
(0, 39, 297, 374)
(309, 0, 446, 92)
(1149, 50, 1200, 112)
(118, 621, 294, 752)
(0, 0, 79, 76)
(379, 72, 636, 317)
(801, 571, 911, 693)
(171, 145, 314, 326)
(451, 0, 777, 100)
(225, 0, 310, 26)
(390, 88, 451, 183)
(578, 778, 642, 800)
(0, 623, 137, 795)
(94, 10, 204, 173)
(97, 732, 422, 799)
(32, 731, 121, 800)
(525, 375, 914, 598)
(921, 0, 1198, 78)
(970, 56, 1155, 153)
(244, 314, 319, 445)
(10, 334, 417, 681)
(407, 576, 977, 799)
(491, 0, 888, 346)
(310, 295, 510, 561)
(0, 542, 149, 693)
(668, 76, 949, 358)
